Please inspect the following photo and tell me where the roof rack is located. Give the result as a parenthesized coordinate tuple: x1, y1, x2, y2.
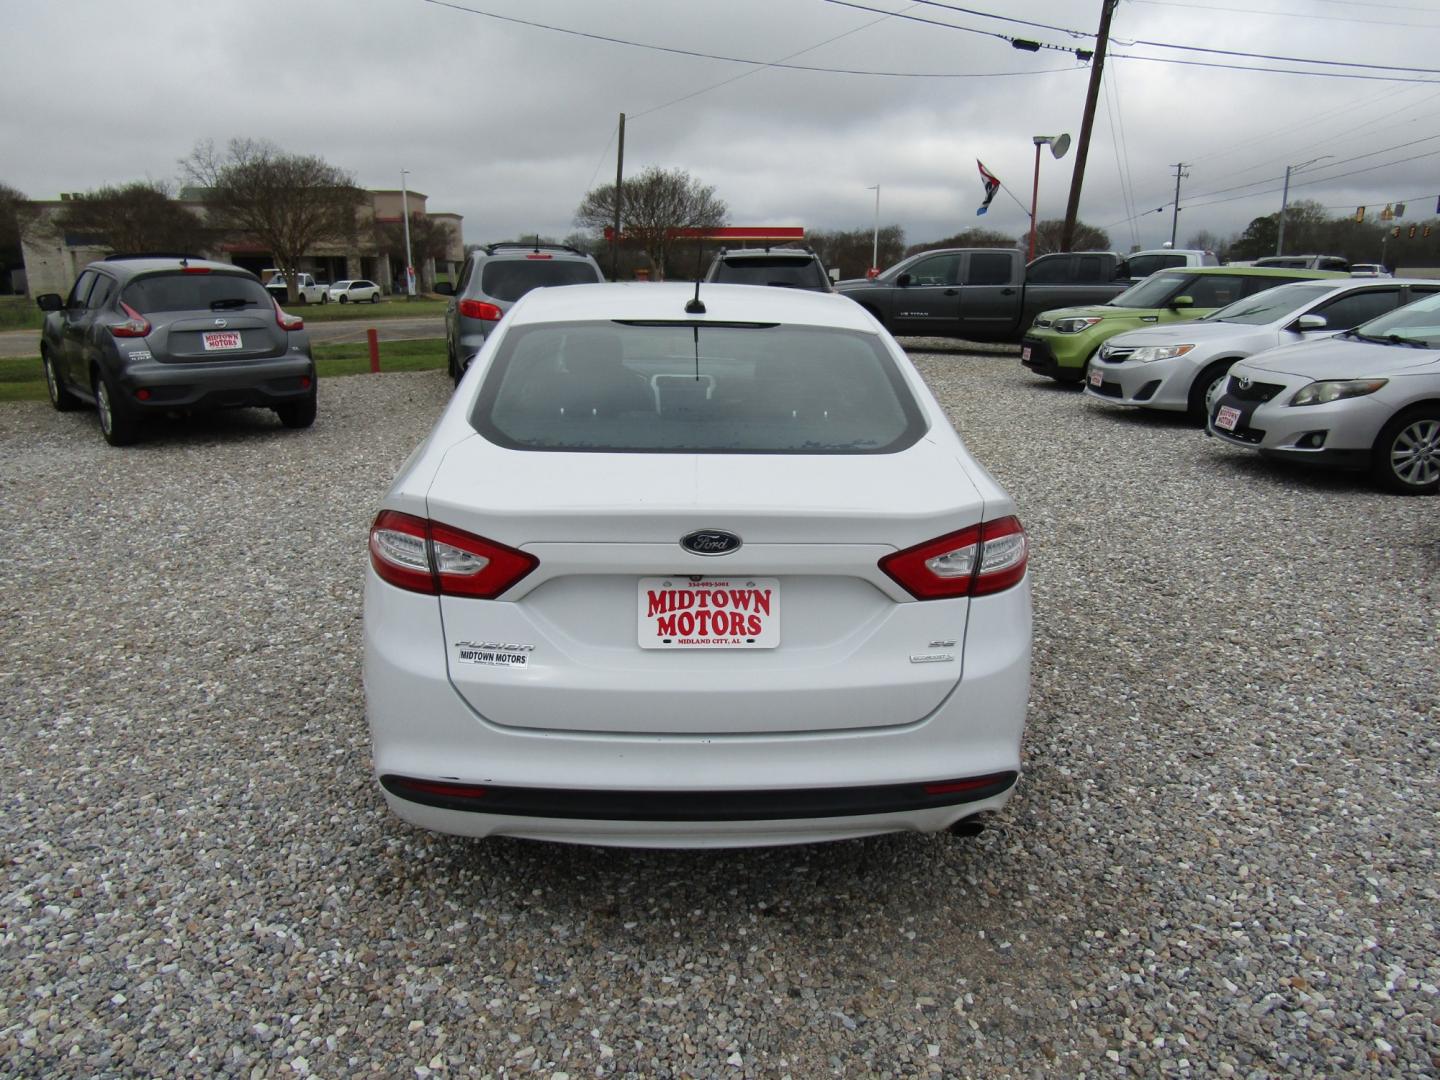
(485, 241, 586, 257)
(103, 252, 206, 261)
(717, 244, 816, 256)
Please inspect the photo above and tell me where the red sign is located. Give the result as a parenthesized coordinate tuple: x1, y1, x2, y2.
(604, 226, 805, 242)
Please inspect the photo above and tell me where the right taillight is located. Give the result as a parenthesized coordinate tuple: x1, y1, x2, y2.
(879, 516, 1028, 600)
(369, 510, 537, 598)
(458, 299, 503, 321)
(107, 301, 151, 338)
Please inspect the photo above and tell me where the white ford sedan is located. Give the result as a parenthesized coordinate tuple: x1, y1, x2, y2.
(364, 283, 1032, 848)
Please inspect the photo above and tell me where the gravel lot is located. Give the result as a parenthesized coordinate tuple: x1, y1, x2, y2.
(2, 346, 1436, 1078)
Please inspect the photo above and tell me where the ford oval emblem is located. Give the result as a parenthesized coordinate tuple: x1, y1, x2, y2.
(681, 529, 741, 556)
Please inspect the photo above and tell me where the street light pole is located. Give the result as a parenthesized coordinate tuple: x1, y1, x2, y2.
(1276, 155, 1332, 256)
(1029, 134, 1070, 260)
(400, 168, 415, 297)
(866, 184, 880, 273)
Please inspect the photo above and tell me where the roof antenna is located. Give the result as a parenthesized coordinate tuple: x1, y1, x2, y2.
(685, 237, 706, 314)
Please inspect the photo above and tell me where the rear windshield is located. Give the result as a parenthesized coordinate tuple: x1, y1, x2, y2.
(710, 256, 828, 290)
(123, 273, 272, 314)
(471, 320, 925, 454)
(479, 260, 600, 302)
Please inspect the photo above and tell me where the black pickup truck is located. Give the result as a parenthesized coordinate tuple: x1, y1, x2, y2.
(836, 248, 1134, 342)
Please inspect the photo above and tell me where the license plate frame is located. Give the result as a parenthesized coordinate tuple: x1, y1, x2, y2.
(638, 577, 780, 650)
(202, 331, 243, 352)
(1020, 345, 1032, 362)
(1088, 367, 1103, 388)
(1215, 405, 1241, 431)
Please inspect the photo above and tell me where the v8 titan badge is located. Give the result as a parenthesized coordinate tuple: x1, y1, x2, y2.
(453, 641, 534, 668)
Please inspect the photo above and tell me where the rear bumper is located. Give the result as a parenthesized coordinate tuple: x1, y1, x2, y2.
(117, 355, 315, 411)
(363, 569, 1031, 848)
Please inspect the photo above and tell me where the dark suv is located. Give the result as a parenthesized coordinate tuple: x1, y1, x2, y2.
(704, 247, 834, 292)
(437, 243, 604, 384)
(37, 256, 316, 446)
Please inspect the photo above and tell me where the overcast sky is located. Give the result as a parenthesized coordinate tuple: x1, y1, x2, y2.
(5, 0, 1439, 255)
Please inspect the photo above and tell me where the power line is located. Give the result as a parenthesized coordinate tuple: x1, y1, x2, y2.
(1129, 0, 1440, 30)
(1109, 52, 1440, 84)
(820, 0, 1092, 56)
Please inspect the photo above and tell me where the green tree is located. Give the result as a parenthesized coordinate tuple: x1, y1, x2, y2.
(183, 138, 365, 305)
(575, 166, 727, 280)
(53, 181, 207, 256)
(0, 182, 28, 291)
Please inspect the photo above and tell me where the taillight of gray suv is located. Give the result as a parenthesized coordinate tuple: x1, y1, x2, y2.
(436, 243, 604, 384)
(36, 256, 316, 446)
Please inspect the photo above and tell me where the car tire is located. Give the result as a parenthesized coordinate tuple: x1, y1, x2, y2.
(1189, 360, 1235, 424)
(340, 295, 349, 304)
(93, 368, 139, 447)
(275, 391, 318, 429)
(1370, 407, 1440, 495)
(43, 351, 81, 412)
(370, 293, 380, 304)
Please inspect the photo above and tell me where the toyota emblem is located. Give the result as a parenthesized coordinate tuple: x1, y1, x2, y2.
(1237, 377, 1252, 390)
(681, 529, 742, 556)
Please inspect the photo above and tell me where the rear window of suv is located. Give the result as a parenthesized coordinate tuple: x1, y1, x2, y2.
(472, 320, 925, 454)
(478, 260, 600, 303)
(123, 273, 272, 314)
(710, 256, 828, 290)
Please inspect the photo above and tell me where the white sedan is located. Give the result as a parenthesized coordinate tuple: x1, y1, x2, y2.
(364, 283, 1032, 848)
(327, 279, 381, 303)
(1209, 291, 1440, 494)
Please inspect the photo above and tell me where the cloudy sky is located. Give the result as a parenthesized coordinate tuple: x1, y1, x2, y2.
(5, 0, 1439, 254)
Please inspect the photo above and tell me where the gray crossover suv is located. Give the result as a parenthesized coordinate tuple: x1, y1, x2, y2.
(703, 247, 834, 291)
(37, 256, 316, 446)
(437, 243, 604, 384)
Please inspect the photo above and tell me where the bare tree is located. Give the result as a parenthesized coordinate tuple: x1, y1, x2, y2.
(575, 166, 726, 280)
(808, 225, 906, 280)
(53, 181, 207, 255)
(182, 139, 364, 304)
(375, 211, 457, 291)
(1027, 219, 1109, 256)
(907, 227, 1015, 256)
(0, 182, 28, 289)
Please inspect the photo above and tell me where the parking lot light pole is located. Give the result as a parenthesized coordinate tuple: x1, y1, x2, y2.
(400, 169, 415, 297)
(1276, 156, 1333, 256)
(867, 185, 880, 274)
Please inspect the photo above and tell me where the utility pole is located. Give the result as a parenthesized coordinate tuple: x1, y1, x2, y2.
(1060, 0, 1118, 252)
(610, 113, 625, 281)
(1169, 163, 1189, 246)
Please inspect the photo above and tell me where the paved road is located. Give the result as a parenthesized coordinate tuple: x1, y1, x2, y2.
(0, 316, 445, 358)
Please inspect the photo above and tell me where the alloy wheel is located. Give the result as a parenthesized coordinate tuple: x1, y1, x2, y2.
(1390, 417, 1440, 488)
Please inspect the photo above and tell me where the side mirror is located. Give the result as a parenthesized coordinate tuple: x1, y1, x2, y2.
(896, 273, 911, 287)
(36, 293, 64, 312)
(1294, 313, 1327, 332)
(434, 282, 455, 296)
(1170, 295, 1194, 309)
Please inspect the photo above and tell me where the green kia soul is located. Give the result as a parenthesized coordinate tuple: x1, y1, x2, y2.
(1020, 266, 1345, 383)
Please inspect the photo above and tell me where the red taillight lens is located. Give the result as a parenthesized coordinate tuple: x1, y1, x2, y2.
(368, 510, 538, 599)
(458, 299, 503, 321)
(107, 301, 151, 338)
(274, 299, 304, 331)
(879, 516, 1028, 600)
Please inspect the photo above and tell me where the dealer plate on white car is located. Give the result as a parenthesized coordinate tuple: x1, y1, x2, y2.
(1215, 405, 1241, 431)
(638, 577, 779, 649)
(1088, 367, 1103, 388)
(202, 331, 243, 351)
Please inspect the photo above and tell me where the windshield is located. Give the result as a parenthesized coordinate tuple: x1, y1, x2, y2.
(710, 256, 828, 290)
(1106, 272, 1192, 308)
(1209, 283, 1337, 324)
(1350, 292, 1440, 348)
(479, 260, 600, 303)
(472, 320, 925, 454)
(123, 273, 272, 314)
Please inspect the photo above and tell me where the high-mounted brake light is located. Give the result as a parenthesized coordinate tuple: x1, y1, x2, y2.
(273, 299, 304, 331)
(108, 301, 151, 338)
(369, 510, 538, 599)
(458, 299, 504, 321)
(879, 516, 1028, 600)
(181, 266, 212, 274)
(525, 253, 554, 260)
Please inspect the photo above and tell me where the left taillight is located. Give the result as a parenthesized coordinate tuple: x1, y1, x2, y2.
(879, 516, 1028, 600)
(108, 301, 151, 338)
(368, 510, 538, 599)
(274, 299, 303, 331)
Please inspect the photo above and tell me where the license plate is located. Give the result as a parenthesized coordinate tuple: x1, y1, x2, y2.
(1088, 368, 1103, 388)
(202, 331, 242, 351)
(1215, 405, 1241, 431)
(1021, 346, 1031, 362)
(638, 577, 779, 649)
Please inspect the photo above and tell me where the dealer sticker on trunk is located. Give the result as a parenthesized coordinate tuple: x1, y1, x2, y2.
(453, 641, 533, 667)
(638, 578, 780, 649)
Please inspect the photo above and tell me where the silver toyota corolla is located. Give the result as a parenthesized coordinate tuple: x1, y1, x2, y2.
(1084, 278, 1440, 422)
(1207, 291, 1440, 495)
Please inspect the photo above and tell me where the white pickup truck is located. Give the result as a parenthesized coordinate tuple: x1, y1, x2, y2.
(263, 271, 328, 305)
